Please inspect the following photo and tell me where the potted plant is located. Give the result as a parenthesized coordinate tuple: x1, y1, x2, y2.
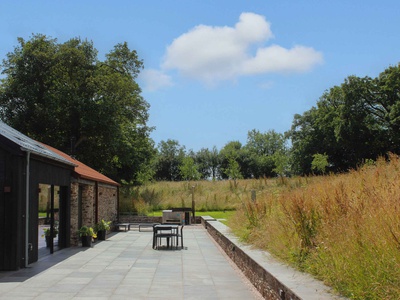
(79, 226, 96, 247)
(95, 219, 111, 240)
(42, 223, 58, 248)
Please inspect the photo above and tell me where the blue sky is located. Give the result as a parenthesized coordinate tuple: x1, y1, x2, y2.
(1, 1, 399, 152)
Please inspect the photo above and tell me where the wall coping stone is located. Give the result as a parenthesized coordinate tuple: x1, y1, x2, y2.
(201, 216, 346, 300)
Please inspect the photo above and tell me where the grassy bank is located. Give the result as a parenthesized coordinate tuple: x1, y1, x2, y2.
(229, 156, 400, 299)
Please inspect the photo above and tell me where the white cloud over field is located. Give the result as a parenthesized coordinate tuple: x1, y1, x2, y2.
(143, 12, 323, 90)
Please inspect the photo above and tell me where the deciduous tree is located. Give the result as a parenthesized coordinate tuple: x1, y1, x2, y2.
(0, 34, 154, 183)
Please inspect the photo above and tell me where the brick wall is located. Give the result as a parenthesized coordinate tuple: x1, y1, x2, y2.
(202, 218, 342, 300)
(98, 184, 118, 223)
(70, 180, 118, 246)
(70, 182, 79, 245)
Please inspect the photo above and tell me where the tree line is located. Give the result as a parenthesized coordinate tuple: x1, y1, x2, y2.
(1, 34, 399, 184)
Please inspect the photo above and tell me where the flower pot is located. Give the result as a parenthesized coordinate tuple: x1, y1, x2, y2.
(45, 236, 52, 248)
(81, 235, 92, 247)
(97, 230, 106, 240)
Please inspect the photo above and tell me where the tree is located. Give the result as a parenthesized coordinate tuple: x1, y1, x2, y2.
(245, 129, 287, 178)
(288, 63, 400, 175)
(194, 146, 220, 180)
(223, 156, 243, 189)
(179, 156, 200, 181)
(272, 150, 290, 179)
(0, 34, 154, 183)
(219, 141, 245, 179)
(311, 153, 329, 175)
(154, 139, 186, 181)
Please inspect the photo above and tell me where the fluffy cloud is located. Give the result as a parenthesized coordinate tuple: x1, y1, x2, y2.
(162, 12, 323, 84)
(139, 69, 173, 91)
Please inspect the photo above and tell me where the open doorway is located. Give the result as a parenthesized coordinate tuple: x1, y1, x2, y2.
(38, 184, 60, 257)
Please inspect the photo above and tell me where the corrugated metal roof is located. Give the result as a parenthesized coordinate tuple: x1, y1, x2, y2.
(0, 121, 76, 166)
(43, 144, 120, 186)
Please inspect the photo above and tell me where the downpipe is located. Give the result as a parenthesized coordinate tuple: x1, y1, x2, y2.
(25, 151, 30, 267)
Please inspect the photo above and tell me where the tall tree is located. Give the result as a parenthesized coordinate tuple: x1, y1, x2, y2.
(194, 146, 221, 180)
(245, 129, 287, 178)
(154, 139, 186, 181)
(179, 156, 200, 181)
(0, 34, 154, 183)
(289, 63, 400, 175)
(219, 141, 246, 179)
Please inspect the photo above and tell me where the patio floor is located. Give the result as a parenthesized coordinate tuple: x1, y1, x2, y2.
(0, 224, 263, 299)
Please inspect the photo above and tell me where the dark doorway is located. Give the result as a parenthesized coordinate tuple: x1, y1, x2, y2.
(38, 184, 60, 257)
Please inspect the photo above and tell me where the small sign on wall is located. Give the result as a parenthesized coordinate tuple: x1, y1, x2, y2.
(4, 186, 11, 193)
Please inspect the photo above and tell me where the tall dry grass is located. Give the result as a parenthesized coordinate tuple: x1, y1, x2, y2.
(119, 178, 283, 214)
(229, 155, 400, 299)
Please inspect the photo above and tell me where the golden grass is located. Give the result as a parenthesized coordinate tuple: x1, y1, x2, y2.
(229, 155, 400, 299)
(119, 177, 284, 214)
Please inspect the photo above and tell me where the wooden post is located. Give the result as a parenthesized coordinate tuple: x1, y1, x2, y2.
(191, 186, 195, 224)
(251, 189, 256, 202)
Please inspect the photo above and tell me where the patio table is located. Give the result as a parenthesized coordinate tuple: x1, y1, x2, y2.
(153, 224, 183, 249)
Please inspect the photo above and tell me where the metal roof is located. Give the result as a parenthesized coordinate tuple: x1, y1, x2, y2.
(0, 121, 76, 166)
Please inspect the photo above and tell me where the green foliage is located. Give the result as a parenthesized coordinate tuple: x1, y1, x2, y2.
(94, 219, 111, 232)
(42, 227, 58, 238)
(179, 156, 201, 181)
(224, 156, 243, 189)
(154, 139, 186, 181)
(288, 63, 400, 175)
(311, 153, 329, 174)
(272, 150, 290, 178)
(78, 226, 95, 237)
(0, 34, 154, 183)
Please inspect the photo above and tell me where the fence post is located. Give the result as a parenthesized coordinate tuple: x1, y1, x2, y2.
(251, 189, 256, 202)
(192, 185, 195, 223)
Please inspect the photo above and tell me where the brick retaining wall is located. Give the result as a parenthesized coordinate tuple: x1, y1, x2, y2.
(202, 217, 345, 300)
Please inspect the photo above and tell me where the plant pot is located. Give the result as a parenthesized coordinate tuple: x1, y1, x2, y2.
(97, 230, 106, 240)
(81, 235, 92, 247)
(45, 236, 51, 248)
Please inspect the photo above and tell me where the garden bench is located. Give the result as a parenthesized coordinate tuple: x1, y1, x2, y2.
(139, 223, 160, 232)
(114, 223, 130, 232)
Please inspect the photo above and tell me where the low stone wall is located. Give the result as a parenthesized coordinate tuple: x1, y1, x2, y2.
(202, 217, 345, 300)
(118, 214, 202, 225)
(118, 215, 163, 224)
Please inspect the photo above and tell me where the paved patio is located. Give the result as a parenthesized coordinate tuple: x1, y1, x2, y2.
(0, 225, 263, 299)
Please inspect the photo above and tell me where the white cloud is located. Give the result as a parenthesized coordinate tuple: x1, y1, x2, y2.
(161, 12, 323, 85)
(139, 69, 173, 91)
(242, 45, 323, 74)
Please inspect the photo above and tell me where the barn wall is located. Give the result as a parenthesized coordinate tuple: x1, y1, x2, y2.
(98, 184, 118, 224)
(0, 149, 24, 271)
(27, 158, 72, 266)
(70, 179, 118, 246)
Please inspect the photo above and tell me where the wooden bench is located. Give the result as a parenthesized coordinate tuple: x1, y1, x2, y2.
(139, 223, 160, 232)
(114, 223, 130, 232)
(165, 219, 181, 225)
(128, 223, 140, 230)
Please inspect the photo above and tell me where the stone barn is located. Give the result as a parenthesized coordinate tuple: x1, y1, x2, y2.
(0, 121, 119, 270)
(44, 145, 120, 246)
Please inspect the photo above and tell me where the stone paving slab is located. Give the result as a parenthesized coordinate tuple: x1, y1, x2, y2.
(0, 225, 263, 300)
